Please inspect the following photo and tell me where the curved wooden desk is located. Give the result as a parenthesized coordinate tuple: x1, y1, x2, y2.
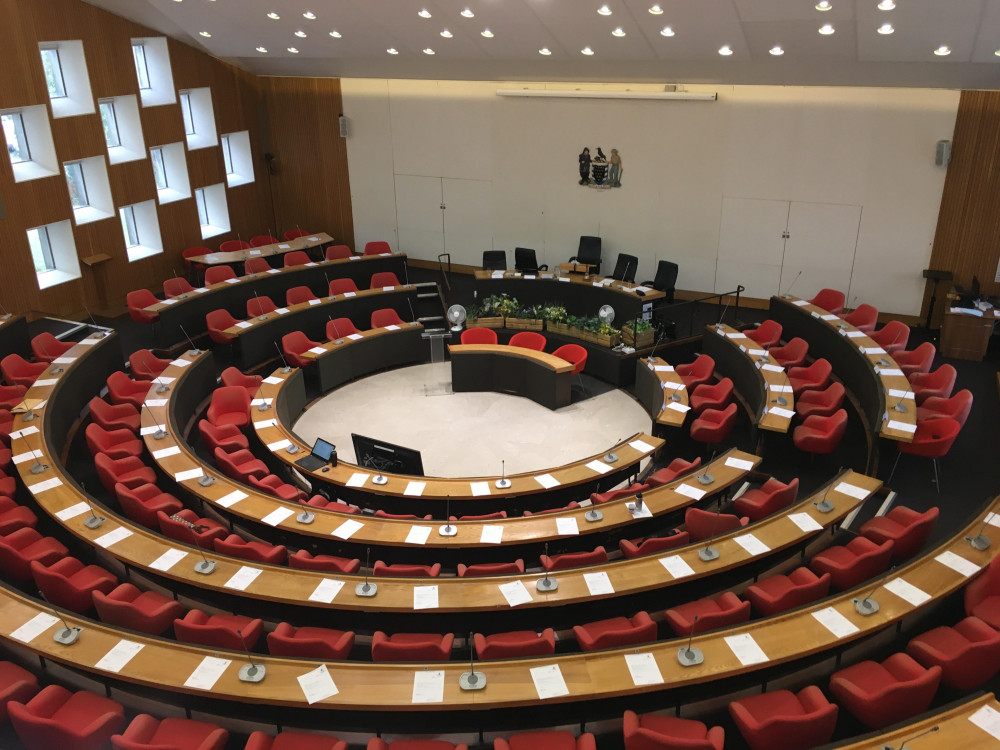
(186, 233, 333, 266)
(448, 343, 574, 410)
(836, 693, 1000, 749)
(634, 356, 691, 428)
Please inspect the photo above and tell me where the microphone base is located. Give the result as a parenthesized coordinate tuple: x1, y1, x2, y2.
(355, 581, 377, 597)
(459, 670, 487, 691)
(372, 474, 388, 486)
(334, 339, 344, 345)
(697, 472, 714, 486)
(84, 515, 105, 529)
(257, 402, 271, 412)
(892, 402, 908, 413)
(29, 461, 49, 475)
(438, 524, 458, 537)
(280, 366, 292, 373)
(296, 512, 315, 525)
(198, 475, 215, 487)
(54, 626, 81, 645)
(677, 646, 704, 667)
(153, 429, 167, 440)
(853, 597, 880, 616)
(50, 366, 64, 375)
(814, 499, 835, 513)
(968, 534, 992, 551)
(603, 452, 619, 464)
(155, 385, 170, 394)
(698, 546, 719, 562)
(584, 509, 603, 523)
(536, 576, 559, 592)
(669, 393, 681, 402)
(188, 349, 200, 356)
(286, 445, 300, 454)
(238, 664, 266, 683)
(495, 478, 511, 489)
(776, 396, 788, 406)
(21, 411, 36, 422)
(194, 560, 216, 575)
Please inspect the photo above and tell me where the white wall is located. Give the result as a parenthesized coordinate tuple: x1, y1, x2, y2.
(342, 80, 958, 316)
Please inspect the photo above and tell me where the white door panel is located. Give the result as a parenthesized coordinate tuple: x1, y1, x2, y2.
(442, 178, 494, 268)
(394, 174, 444, 261)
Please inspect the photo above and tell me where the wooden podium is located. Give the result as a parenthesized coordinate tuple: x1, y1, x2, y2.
(940, 307, 996, 361)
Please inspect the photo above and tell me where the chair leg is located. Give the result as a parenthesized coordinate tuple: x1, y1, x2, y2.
(932, 458, 940, 494)
(887, 452, 902, 484)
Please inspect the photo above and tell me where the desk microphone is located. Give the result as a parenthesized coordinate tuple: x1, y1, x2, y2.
(171, 268, 189, 299)
(882, 724, 939, 750)
(604, 435, 621, 464)
(813, 490, 835, 513)
(141, 356, 170, 394)
(853, 566, 894, 616)
(780, 270, 802, 299)
(193, 538, 216, 575)
(38, 339, 63, 374)
(323, 270, 333, 297)
(439, 495, 457, 536)
(877, 327, 904, 367)
(647, 331, 667, 365)
(356, 547, 377, 597)
(273, 342, 292, 373)
(179, 325, 200, 355)
(677, 615, 704, 666)
(966, 513, 993, 551)
(39, 592, 81, 645)
(495, 459, 511, 489)
(407, 298, 417, 323)
(83, 493, 105, 530)
(459, 631, 487, 690)
(536, 542, 559, 592)
(141, 401, 167, 440)
(696, 451, 716, 485)
(890, 384, 909, 413)
(237, 628, 266, 683)
(714, 300, 731, 331)
(82, 304, 108, 337)
(15, 432, 48, 475)
(698, 501, 723, 562)
(403, 261, 410, 286)
(254, 290, 269, 320)
(328, 316, 343, 345)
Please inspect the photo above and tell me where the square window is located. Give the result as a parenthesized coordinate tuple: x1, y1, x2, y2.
(26, 220, 81, 288)
(120, 205, 140, 247)
(195, 188, 209, 226)
(2, 112, 30, 164)
(180, 91, 195, 135)
(132, 44, 151, 90)
(98, 100, 120, 148)
(40, 48, 66, 99)
(151, 147, 167, 190)
(64, 161, 89, 209)
(27, 227, 56, 274)
(221, 134, 233, 175)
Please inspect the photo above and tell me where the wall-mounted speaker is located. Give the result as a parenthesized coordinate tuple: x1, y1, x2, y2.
(339, 115, 350, 138)
(935, 139, 951, 167)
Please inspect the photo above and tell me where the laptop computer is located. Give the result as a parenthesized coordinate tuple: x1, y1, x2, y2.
(294, 437, 336, 471)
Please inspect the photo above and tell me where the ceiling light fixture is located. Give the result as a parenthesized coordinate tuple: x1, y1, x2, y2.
(769, 45, 784, 56)
(718, 45, 733, 56)
(819, 24, 835, 35)
(330, 30, 342, 38)
(877, 23, 894, 35)
(387, 47, 398, 55)
(815, 1, 831, 10)
(287, 47, 299, 53)
(199, 31, 211, 37)
(267, 12, 279, 20)
(582, 46, 595, 55)
(612, 28, 625, 37)
(295, 30, 307, 38)
(481, 29, 494, 38)
(303, 11, 316, 20)
(597, 5, 612, 16)
(418, 9, 431, 18)
(660, 26, 674, 37)
(461, 8, 474, 18)
(440, 29, 453, 38)
(539, 47, 551, 55)
(649, 4, 663, 14)
(877, 0, 895, 9)
(934, 45, 951, 56)
(423, 47, 435, 54)
(256, 47, 267, 53)
(995, 49, 1000, 57)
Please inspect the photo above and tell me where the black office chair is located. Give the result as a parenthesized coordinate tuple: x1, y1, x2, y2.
(610, 253, 639, 283)
(569, 235, 602, 274)
(642, 260, 678, 304)
(482, 250, 507, 271)
(514, 247, 547, 275)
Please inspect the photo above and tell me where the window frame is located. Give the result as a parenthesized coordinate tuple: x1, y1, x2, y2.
(120, 205, 140, 247)
(98, 99, 121, 148)
(195, 187, 209, 227)
(221, 134, 233, 175)
(39, 47, 67, 99)
(64, 161, 90, 209)
(132, 43, 151, 90)
(27, 226, 56, 274)
(2, 111, 31, 164)
(150, 146, 168, 190)
(179, 91, 195, 135)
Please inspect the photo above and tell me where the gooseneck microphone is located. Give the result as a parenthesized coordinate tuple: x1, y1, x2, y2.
(495, 459, 511, 489)
(439, 496, 457, 536)
(966, 512, 994, 551)
(536, 542, 559, 592)
(142, 356, 170, 394)
(180, 325, 200, 355)
(274, 342, 292, 373)
(853, 566, 894, 616)
(698, 499, 724, 562)
(141, 401, 166, 440)
(604, 435, 622, 464)
(697, 450, 717, 485)
(237, 628, 266, 683)
(715, 300, 731, 330)
(356, 547, 377, 597)
(193, 537, 216, 575)
(328, 315, 343, 345)
(39, 592, 81, 645)
(780, 270, 803, 299)
(882, 725, 939, 750)
(459, 631, 487, 690)
(677, 614, 704, 666)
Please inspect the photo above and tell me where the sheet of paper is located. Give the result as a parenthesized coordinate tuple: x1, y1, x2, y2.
(844, 330, 864, 338)
(95, 640, 144, 673)
(28, 477, 62, 494)
(535, 473, 560, 489)
(226, 278, 243, 285)
(768, 406, 795, 419)
(152, 445, 181, 459)
(414, 585, 439, 610)
(9, 425, 39, 439)
(863, 346, 886, 355)
(811, 606, 860, 638)
(346, 332, 363, 340)
(585, 459, 612, 474)
(834, 482, 868, 499)
(332, 519, 363, 539)
(969, 705, 1000, 740)
(52, 356, 76, 364)
(298, 663, 338, 704)
(149, 548, 187, 572)
(412, 670, 445, 704)
(558, 276, 570, 282)
(95, 527, 132, 549)
(343, 291, 356, 297)
(404, 481, 426, 496)
(886, 419, 917, 434)
(725, 633, 769, 666)
(935, 550, 981, 577)
(144, 398, 168, 407)
(725, 456, 754, 471)
(469, 481, 491, 496)
(734, 533, 770, 556)
(987, 512, 1000, 528)
(55, 502, 90, 521)
(345, 472, 369, 488)
(792, 299, 809, 306)
(385, 324, 401, 331)
(628, 439, 655, 453)
(262, 376, 284, 385)
(888, 388, 915, 399)
(675, 483, 706, 500)
(499, 579, 532, 606)
(217, 490, 247, 508)
(666, 402, 691, 414)
(659, 555, 695, 579)
(184, 656, 231, 690)
(661, 380, 684, 390)
(267, 438, 291, 452)
(11, 612, 58, 643)
(884, 577, 931, 606)
(308, 578, 345, 604)
(140, 424, 168, 436)
(224, 566, 262, 591)
(480, 525, 503, 544)
(531, 664, 570, 699)
(761, 363, 784, 373)
(556, 517, 579, 535)
(261, 507, 294, 526)
(876, 367, 905, 377)
(11, 452, 35, 465)
(584, 571, 615, 596)
(406, 525, 432, 545)
(625, 652, 664, 686)
(275, 307, 290, 315)
(629, 502, 653, 519)
(789, 512, 823, 532)
(768, 384, 793, 393)
(652, 365, 674, 372)
(308, 346, 326, 354)
(174, 468, 203, 482)
(820, 314, 839, 321)
(160, 299, 178, 306)
(266, 268, 281, 275)
(249, 249, 261, 255)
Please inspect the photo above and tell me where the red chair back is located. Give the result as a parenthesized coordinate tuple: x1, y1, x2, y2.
(371, 271, 401, 288)
(552, 344, 588, 374)
(283, 250, 311, 267)
(329, 278, 359, 296)
(364, 241, 392, 255)
(250, 234, 280, 247)
(326, 244, 353, 260)
(163, 277, 195, 298)
(461, 327, 498, 345)
(244, 257, 272, 274)
(508, 331, 547, 351)
(204, 265, 237, 285)
(247, 295, 277, 318)
(126, 290, 159, 324)
(284, 228, 311, 240)
(219, 240, 251, 253)
(809, 288, 846, 313)
(899, 417, 961, 458)
(327, 317, 361, 339)
(286, 285, 318, 306)
(371, 309, 404, 328)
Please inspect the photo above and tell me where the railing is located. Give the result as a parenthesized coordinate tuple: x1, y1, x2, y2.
(655, 285, 745, 340)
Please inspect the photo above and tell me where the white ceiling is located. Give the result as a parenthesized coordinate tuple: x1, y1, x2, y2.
(82, 0, 1000, 88)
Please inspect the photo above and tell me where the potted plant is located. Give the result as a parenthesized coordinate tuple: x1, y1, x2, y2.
(541, 304, 571, 336)
(466, 300, 503, 329)
(506, 303, 544, 331)
(622, 318, 654, 348)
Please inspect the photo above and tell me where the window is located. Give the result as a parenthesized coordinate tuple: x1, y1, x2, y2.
(120, 205, 139, 247)
(26, 221, 82, 289)
(98, 100, 120, 148)
(2, 112, 29, 164)
(178, 87, 217, 150)
(150, 142, 190, 204)
(180, 91, 195, 135)
(150, 147, 167, 190)
(27, 227, 56, 274)
(195, 188, 209, 226)
(132, 44, 150, 90)
(64, 162, 89, 208)
(39, 48, 66, 99)
(118, 200, 164, 261)
(221, 135, 233, 175)
(194, 183, 230, 239)
(220, 130, 254, 187)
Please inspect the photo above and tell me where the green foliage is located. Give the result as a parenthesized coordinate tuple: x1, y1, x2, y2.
(539, 304, 567, 323)
(624, 318, 653, 333)
(483, 293, 519, 318)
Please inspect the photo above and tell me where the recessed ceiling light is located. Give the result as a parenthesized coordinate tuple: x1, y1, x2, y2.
(539, 47, 551, 55)
(461, 8, 474, 18)
(440, 29, 453, 38)
(418, 9, 431, 19)
(934, 45, 951, 56)
(995, 49, 1000, 57)
(423, 47, 435, 54)
(649, 4, 663, 15)
(329, 30, 341, 38)
(287, 47, 299, 53)
(660, 26, 674, 37)
(387, 47, 398, 55)
(481, 29, 494, 38)
(582, 46, 595, 55)
(877, 0, 895, 9)
(719, 45, 733, 56)
(199, 31, 211, 37)
(877, 23, 894, 35)
(256, 46, 267, 53)
(267, 12, 279, 20)
(303, 11, 316, 20)
(612, 27, 626, 37)
(173, 0, 182, 3)
(597, 5, 612, 16)
(295, 30, 307, 38)
(819, 24, 835, 35)
(769, 45, 784, 56)
(815, 1, 831, 10)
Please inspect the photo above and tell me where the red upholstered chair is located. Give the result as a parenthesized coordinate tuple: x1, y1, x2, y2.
(966, 555, 1000, 629)
(206, 385, 251, 428)
(745, 567, 831, 616)
(734, 477, 799, 521)
(368, 741, 466, 750)
(474, 629, 555, 660)
(623, 710, 724, 750)
(745, 320, 782, 349)
(451, 511, 508, 521)
(0, 497, 36, 535)
(689, 403, 737, 446)
(888, 417, 961, 491)
(906, 616, 1000, 689)
(214, 447, 269, 482)
(521, 501, 580, 516)
(247, 295, 278, 318)
(645, 457, 701, 488)
(494, 732, 594, 750)
(182, 246, 210, 279)
(895, 342, 936, 379)
(220, 367, 263, 399)
(690, 377, 734, 415)
(664, 592, 751, 636)
(796, 382, 845, 420)
(95, 453, 156, 492)
(810, 536, 894, 590)
(0, 661, 38, 723)
(0, 410, 11, 445)
(0, 528, 67, 583)
(156, 509, 228, 548)
(31, 557, 116, 613)
(676, 354, 714, 390)
(31, 332, 73, 363)
(0, 471, 13, 498)
(684, 506, 748, 541)
(204, 264, 237, 285)
(508, 331, 547, 350)
(860, 506, 938, 560)
(220, 239, 251, 252)
(371, 308, 405, 328)
(251, 234, 280, 247)
(247, 731, 347, 750)
(326, 317, 361, 340)
(249, 474, 307, 502)
(115, 483, 183, 529)
(9, 685, 125, 750)
(370, 271, 401, 288)
(619, 532, 689, 558)
(373, 561, 442, 577)
(364, 241, 392, 255)
(303, 496, 359, 514)
(328, 278, 359, 296)
(106, 371, 154, 409)
(839, 303, 878, 333)
(371, 631, 453, 662)
(290, 549, 361, 574)
(553, 343, 588, 375)
(282, 331, 323, 367)
(126, 289, 160, 324)
(284, 229, 311, 240)
(591, 483, 645, 505)
(244, 257, 272, 275)
(1, 354, 47, 388)
(829, 652, 941, 730)
(916, 389, 973, 429)
(787, 358, 832, 395)
(461, 327, 498, 345)
(458, 560, 524, 577)
(129, 349, 172, 380)
(729, 685, 838, 750)
(286, 285, 319, 306)
(89, 398, 140, 432)
(92, 582, 185, 636)
(769, 337, 808, 369)
(268, 622, 355, 659)
(326, 244, 353, 260)
(541, 546, 607, 571)
(214, 534, 288, 565)
(792, 409, 848, 455)
(85, 424, 142, 459)
(283, 250, 311, 268)
(206, 309, 242, 344)
(870, 320, 910, 355)
(0, 384, 27, 411)
(174, 609, 265, 650)
(909, 364, 957, 406)
(574, 611, 657, 651)
(112, 714, 228, 750)
(163, 276, 196, 299)
(808, 288, 845, 313)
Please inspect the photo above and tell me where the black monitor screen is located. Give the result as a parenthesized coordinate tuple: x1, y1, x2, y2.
(351, 433, 424, 476)
(973, 275, 981, 298)
(311, 437, 336, 461)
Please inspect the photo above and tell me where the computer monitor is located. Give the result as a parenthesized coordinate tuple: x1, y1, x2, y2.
(972, 275, 981, 299)
(351, 433, 424, 476)
(311, 437, 336, 461)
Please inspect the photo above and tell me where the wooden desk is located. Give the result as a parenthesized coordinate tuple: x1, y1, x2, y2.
(301, 322, 426, 393)
(187, 233, 333, 266)
(633, 357, 690, 428)
(941, 308, 997, 362)
(448, 343, 574, 410)
(836, 693, 1000, 749)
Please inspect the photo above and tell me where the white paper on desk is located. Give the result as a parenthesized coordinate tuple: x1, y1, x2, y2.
(768, 384, 793, 393)
(969, 704, 1000, 740)
(888, 388, 915, 399)
(585, 459, 612, 474)
(556, 517, 579, 536)
(404, 481, 426, 497)
(558, 276, 570, 282)
(36, 379, 61, 388)
(193, 287, 209, 294)
(170, 358, 191, 368)
(491, 270, 504, 279)
(470, 481, 491, 496)
(531, 664, 570, 699)
(810, 311, 820, 318)
(480, 525, 503, 544)
(884, 577, 931, 606)
(725, 633, 769, 666)
(820, 314, 839, 321)
(406, 525, 432, 545)
(95, 527, 132, 549)
(592, 281, 603, 288)
(863, 346, 886, 355)
(11, 613, 58, 643)
(332, 519, 363, 539)
(659, 555, 695, 579)
(225, 278, 242, 285)
(524, 274, 536, 280)
(263, 376, 283, 385)
(160, 299, 177, 306)
(266, 269, 280, 274)
(261, 507, 294, 527)
(792, 299, 809, 306)
(629, 502, 653, 519)
(385, 324, 401, 331)
(308, 346, 326, 353)
(887, 419, 917, 434)
(412, 670, 445, 704)
(144, 398, 168, 407)
(9, 425, 39, 439)
(278, 243, 291, 249)
(625, 652, 664, 686)
(661, 380, 684, 390)
(55, 502, 90, 521)
(274, 307, 290, 315)
(768, 406, 795, 419)
(52, 356, 76, 364)
(298, 663, 338, 704)
(216, 490, 247, 508)
(346, 332, 363, 340)
(309, 578, 345, 603)
(748, 348, 767, 357)
(734, 533, 770, 556)
(140, 424, 168, 436)
(414, 585, 439, 610)
(152, 445, 181, 459)
(675, 483, 706, 500)
(267, 438, 292, 452)
(255, 418, 278, 429)
(535, 473, 560, 489)
(224, 566, 262, 591)
(877, 367, 904, 377)
(498, 580, 532, 607)
(149, 548, 187, 572)
(249, 249, 261, 255)
(653, 365, 674, 372)
(628, 439, 655, 453)
(666, 401, 691, 414)
(725, 457, 754, 471)
(28, 477, 62, 495)
(584, 571, 615, 596)
(174, 468, 203, 482)
(832, 482, 866, 499)
(343, 291, 356, 298)
(345, 473, 369, 488)
(812, 606, 860, 638)
(305, 262, 319, 268)
(184, 656, 231, 690)
(761, 364, 784, 373)
(95, 640, 143, 673)
(935, 550, 981, 577)
(789, 512, 823, 532)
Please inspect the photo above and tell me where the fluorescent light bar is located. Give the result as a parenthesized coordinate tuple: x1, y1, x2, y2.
(495, 89, 716, 101)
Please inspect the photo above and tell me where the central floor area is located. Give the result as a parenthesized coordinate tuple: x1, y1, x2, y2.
(293, 362, 653, 477)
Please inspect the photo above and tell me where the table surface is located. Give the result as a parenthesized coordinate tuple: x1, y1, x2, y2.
(186, 233, 334, 265)
(447, 343, 575, 373)
(836, 693, 1000, 749)
(640, 356, 690, 428)
(473, 270, 666, 302)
